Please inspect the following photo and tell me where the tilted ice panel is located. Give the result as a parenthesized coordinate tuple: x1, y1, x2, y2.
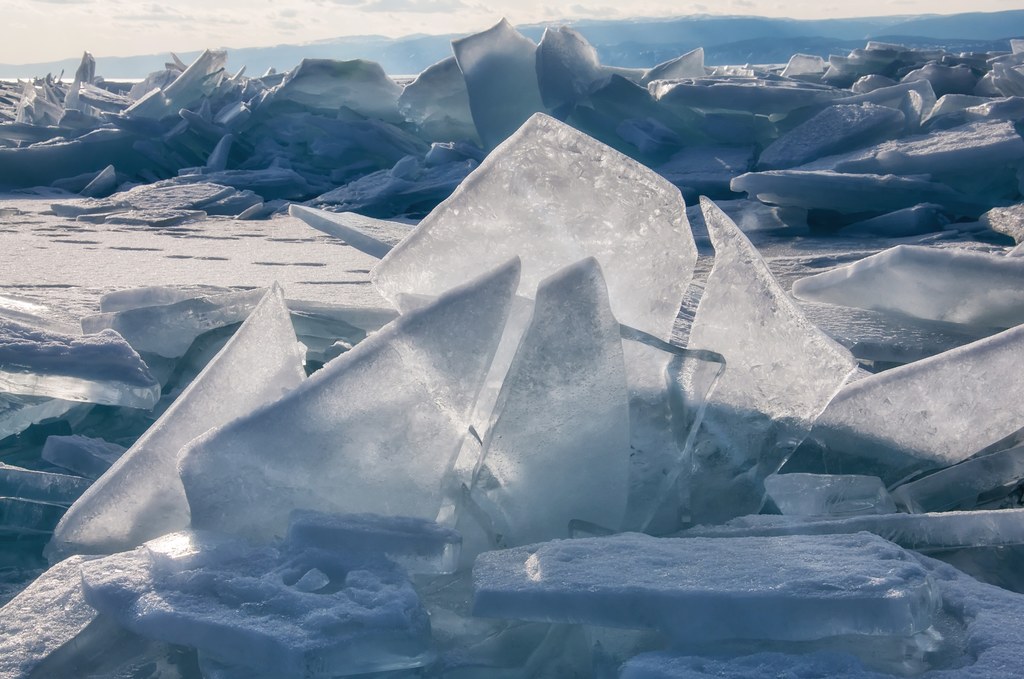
(47, 285, 306, 560)
(473, 532, 938, 643)
(803, 323, 1024, 485)
(792, 245, 1024, 328)
(181, 260, 520, 542)
(535, 26, 606, 109)
(686, 198, 857, 524)
(289, 204, 412, 259)
(891, 445, 1024, 514)
(398, 56, 479, 143)
(764, 473, 896, 517)
(372, 113, 695, 340)
(469, 258, 630, 547)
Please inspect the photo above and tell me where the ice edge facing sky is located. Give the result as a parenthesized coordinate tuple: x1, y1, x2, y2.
(1, 0, 1021, 65)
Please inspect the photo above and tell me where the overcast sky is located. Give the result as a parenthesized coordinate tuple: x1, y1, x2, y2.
(0, 0, 1019, 64)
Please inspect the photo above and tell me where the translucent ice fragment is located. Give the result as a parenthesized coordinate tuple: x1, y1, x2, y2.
(41, 434, 126, 479)
(792, 245, 1024, 328)
(47, 285, 305, 560)
(287, 511, 462, 575)
(124, 50, 226, 120)
(398, 56, 479, 143)
(687, 199, 857, 524)
(535, 26, 606, 109)
(642, 47, 705, 84)
(373, 113, 696, 340)
(473, 532, 937, 642)
(781, 53, 826, 79)
(80, 531, 432, 678)
(1, 498, 66, 535)
(82, 287, 265, 358)
(272, 59, 403, 123)
(891, 445, 1024, 513)
(181, 260, 520, 541)
(452, 19, 545, 149)
(470, 259, 630, 546)
(764, 473, 896, 517)
(0, 394, 79, 442)
(0, 317, 159, 409)
(0, 463, 91, 506)
(839, 203, 948, 237)
(289, 204, 412, 259)
(99, 285, 232, 313)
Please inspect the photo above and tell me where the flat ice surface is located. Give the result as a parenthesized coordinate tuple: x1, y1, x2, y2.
(471, 258, 630, 545)
(47, 285, 306, 559)
(803, 323, 1024, 485)
(473, 532, 937, 642)
(373, 113, 695, 340)
(792, 244, 1024, 328)
(79, 531, 432, 678)
(0, 317, 159, 409)
(181, 260, 519, 541)
(764, 473, 897, 516)
(0, 555, 100, 678)
(687, 198, 857, 523)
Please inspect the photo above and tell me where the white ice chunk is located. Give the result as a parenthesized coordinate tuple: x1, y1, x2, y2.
(0, 555, 101, 678)
(373, 113, 695, 340)
(287, 511, 462, 575)
(981, 203, 1024, 243)
(470, 258, 629, 546)
(781, 53, 826, 79)
(289, 204, 412, 259)
(473, 532, 937, 642)
(891, 445, 1024, 513)
(757, 104, 904, 170)
(41, 434, 126, 479)
(181, 260, 520, 541)
(535, 26, 606, 109)
(271, 59, 403, 123)
(792, 245, 1024, 328)
(80, 531, 432, 677)
(47, 285, 305, 560)
(0, 463, 91, 506)
(764, 473, 896, 517)
(452, 19, 545, 149)
(0, 317, 159, 410)
(687, 199, 857, 523)
(802, 323, 1024, 485)
(82, 287, 266, 358)
(397, 57, 478, 143)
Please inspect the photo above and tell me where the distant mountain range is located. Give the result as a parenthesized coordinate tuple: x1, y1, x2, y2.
(1, 10, 1022, 79)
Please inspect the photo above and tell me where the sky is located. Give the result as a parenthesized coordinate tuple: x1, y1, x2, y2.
(0, 0, 1020, 64)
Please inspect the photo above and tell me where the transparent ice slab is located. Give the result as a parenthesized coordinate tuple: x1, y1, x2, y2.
(764, 473, 897, 517)
(0, 463, 91, 506)
(41, 434, 126, 479)
(397, 56, 479, 144)
(891, 445, 1024, 513)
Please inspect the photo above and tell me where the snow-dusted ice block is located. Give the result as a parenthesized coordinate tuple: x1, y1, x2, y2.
(452, 19, 545, 149)
(42, 434, 126, 479)
(981, 203, 1024, 243)
(473, 533, 937, 642)
(271, 59, 402, 122)
(470, 259, 629, 546)
(891, 445, 1024, 513)
(687, 199, 856, 523)
(0, 463, 91, 506)
(756, 103, 904, 170)
(373, 113, 695, 340)
(397, 56, 478, 143)
(82, 287, 265, 358)
(793, 245, 1024, 328)
(803, 323, 1024, 485)
(48, 285, 305, 560)
(289, 204, 411, 259)
(182, 260, 520, 541)
(287, 511, 461, 575)
(764, 473, 896, 517)
(80, 531, 432, 678)
(0, 318, 159, 409)
(0, 555, 101, 678)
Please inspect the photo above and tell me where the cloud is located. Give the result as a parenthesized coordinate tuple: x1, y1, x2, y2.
(360, 0, 470, 12)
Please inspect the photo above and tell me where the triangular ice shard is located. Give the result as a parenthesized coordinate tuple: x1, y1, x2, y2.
(373, 113, 696, 340)
(470, 258, 630, 547)
(289, 204, 412, 259)
(47, 285, 306, 561)
(687, 198, 858, 524)
(180, 259, 521, 541)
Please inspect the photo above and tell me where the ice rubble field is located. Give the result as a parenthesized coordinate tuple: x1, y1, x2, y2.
(3, 19, 1024, 679)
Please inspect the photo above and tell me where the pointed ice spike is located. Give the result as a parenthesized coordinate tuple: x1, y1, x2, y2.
(289, 204, 411, 259)
(687, 198, 857, 524)
(180, 259, 521, 541)
(46, 285, 305, 561)
(470, 258, 630, 547)
(373, 113, 696, 340)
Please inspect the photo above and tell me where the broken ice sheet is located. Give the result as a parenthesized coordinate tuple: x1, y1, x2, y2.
(0, 497, 67, 535)
(792, 245, 1024, 328)
(890, 444, 1024, 514)
(0, 463, 91, 506)
(473, 532, 938, 643)
(289, 204, 413, 259)
(47, 285, 305, 560)
(687, 198, 857, 524)
(181, 260, 519, 541)
(763, 473, 897, 517)
(0, 317, 159, 410)
(0, 394, 81, 442)
(373, 113, 696, 340)
(41, 434, 126, 479)
(397, 56, 479, 143)
(468, 258, 630, 547)
(79, 530, 432, 678)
